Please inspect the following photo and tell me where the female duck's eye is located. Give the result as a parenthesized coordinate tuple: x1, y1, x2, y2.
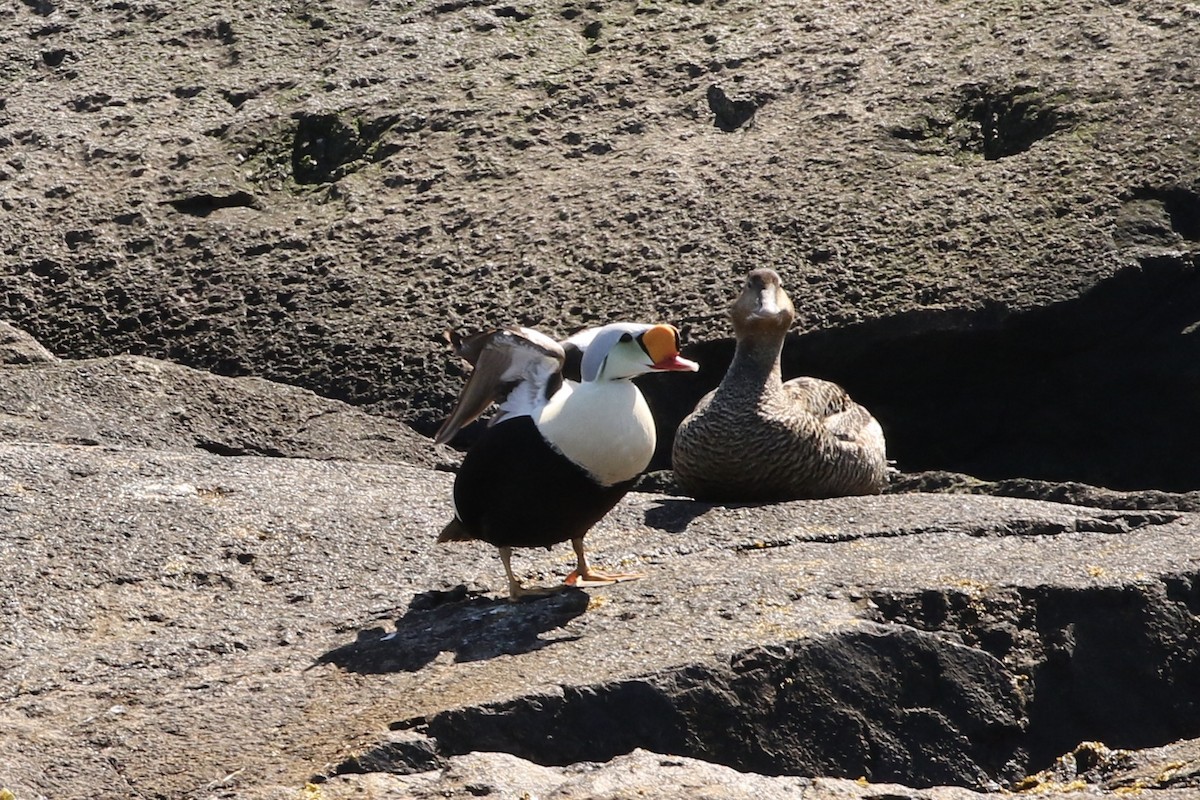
(619, 332, 633, 343)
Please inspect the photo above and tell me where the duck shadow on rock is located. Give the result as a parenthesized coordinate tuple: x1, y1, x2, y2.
(635, 470, 719, 534)
(642, 498, 716, 534)
(317, 585, 590, 674)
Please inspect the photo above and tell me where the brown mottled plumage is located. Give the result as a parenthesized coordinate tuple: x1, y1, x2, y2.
(672, 268, 888, 501)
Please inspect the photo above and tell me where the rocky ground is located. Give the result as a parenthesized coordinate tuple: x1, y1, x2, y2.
(2, 330, 1200, 799)
(2, 0, 1200, 798)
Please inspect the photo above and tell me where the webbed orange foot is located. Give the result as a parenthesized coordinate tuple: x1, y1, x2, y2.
(564, 567, 646, 587)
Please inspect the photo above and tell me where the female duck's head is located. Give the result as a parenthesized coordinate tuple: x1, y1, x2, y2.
(731, 268, 795, 340)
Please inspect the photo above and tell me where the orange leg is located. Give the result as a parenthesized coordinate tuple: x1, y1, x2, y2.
(499, 546, 562, 601)
(563, 537, 646, 587)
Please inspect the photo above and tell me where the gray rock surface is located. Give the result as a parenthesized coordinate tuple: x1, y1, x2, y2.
(3, 433, 1200, 799)
(890, 470, 1200, 513)
(314, 749, 960, 799)
(3, 0, 1200, 797)
(0, 348, 454, 467)
(306, 742, 1200, 800)
(0, 321, 58, 365)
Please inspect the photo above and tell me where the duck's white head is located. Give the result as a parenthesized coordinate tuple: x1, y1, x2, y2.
(581, 322, 699, 382)
(731, 268, 795, 340)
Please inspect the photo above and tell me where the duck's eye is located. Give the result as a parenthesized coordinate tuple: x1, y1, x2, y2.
(619, 332, 633, 343)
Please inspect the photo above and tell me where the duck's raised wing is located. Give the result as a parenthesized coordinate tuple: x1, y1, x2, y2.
(433, 326, 566, 445)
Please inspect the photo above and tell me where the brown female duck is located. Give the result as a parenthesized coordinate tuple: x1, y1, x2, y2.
(672, 268, 888, 501)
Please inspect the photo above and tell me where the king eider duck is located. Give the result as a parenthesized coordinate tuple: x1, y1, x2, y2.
(434, 322, 699, 600)
(671, 268, 888, 501)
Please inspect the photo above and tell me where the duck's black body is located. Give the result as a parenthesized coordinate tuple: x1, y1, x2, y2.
(442, 416, 632, 549)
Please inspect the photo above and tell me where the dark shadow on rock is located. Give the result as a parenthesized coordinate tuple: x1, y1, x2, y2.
(706, 84, 760, 132)
(643, 498, 714, 534)
(317, 585, 590, 674)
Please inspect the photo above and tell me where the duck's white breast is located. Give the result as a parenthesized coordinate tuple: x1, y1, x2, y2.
(535, 380, 656, 486)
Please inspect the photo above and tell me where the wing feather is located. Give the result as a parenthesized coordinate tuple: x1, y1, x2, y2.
(433, 327, 566, 445)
